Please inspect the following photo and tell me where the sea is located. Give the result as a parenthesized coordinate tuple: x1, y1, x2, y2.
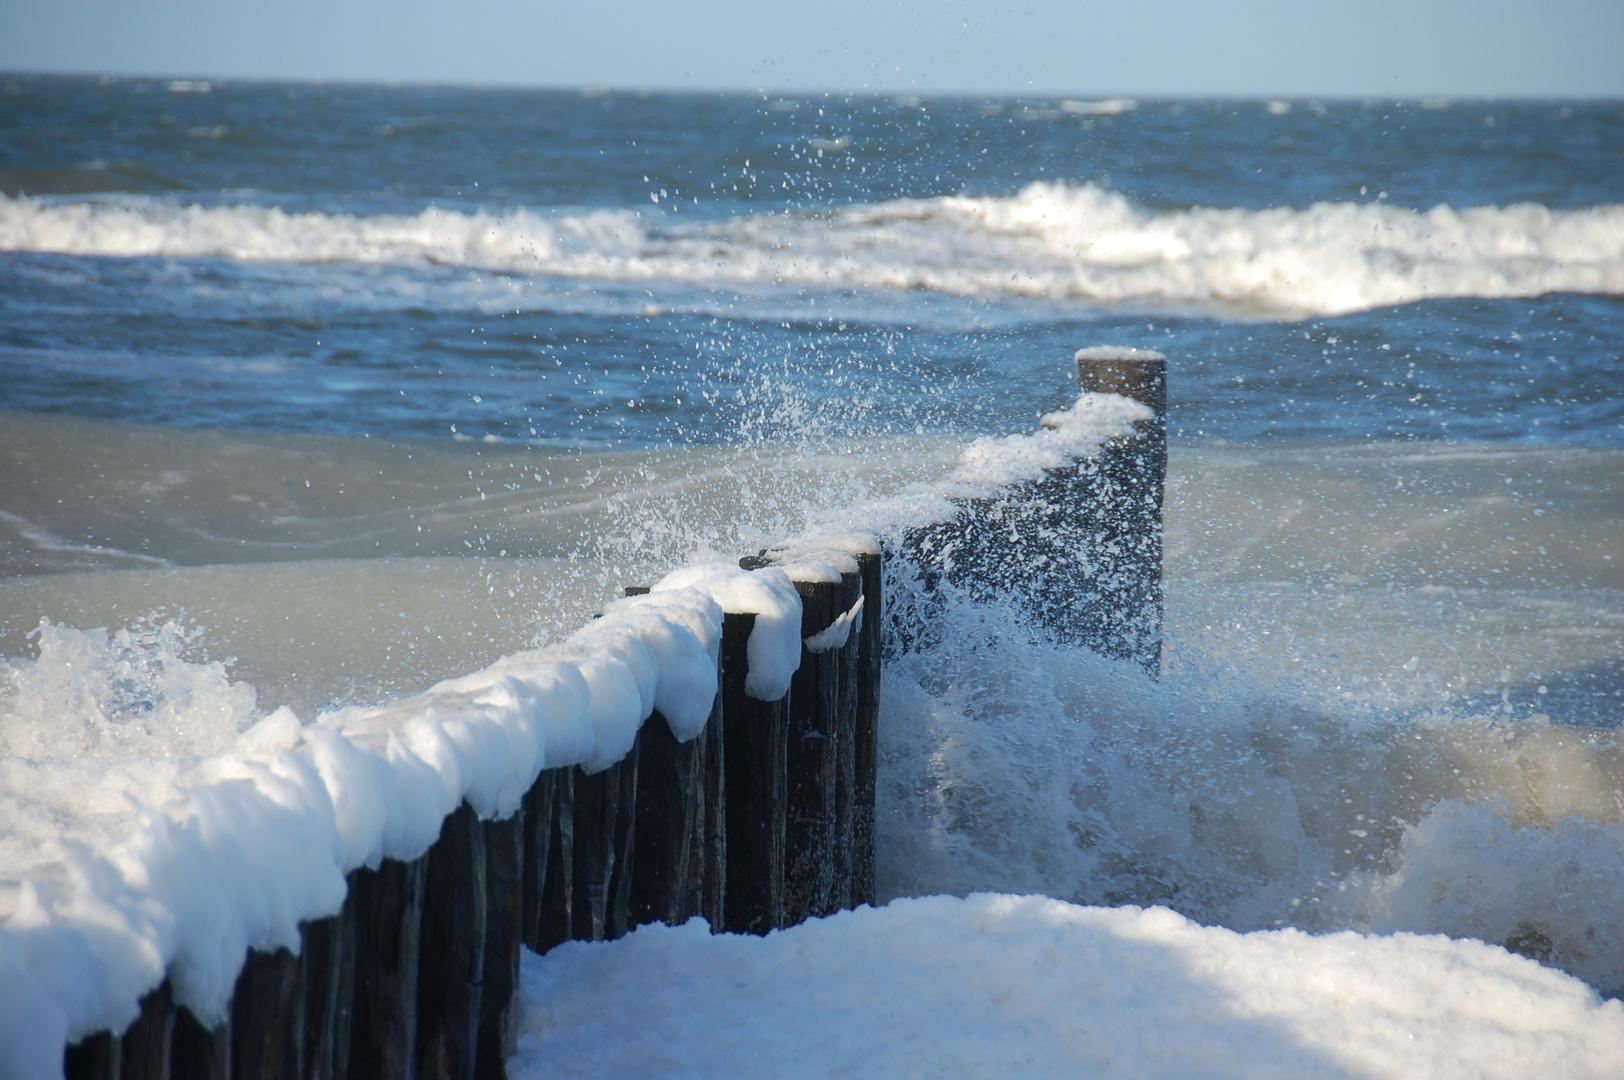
(2, 77, 1622, 992)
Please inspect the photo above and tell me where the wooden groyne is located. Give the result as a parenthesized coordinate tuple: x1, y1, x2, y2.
(60, 350, 1165, 1080)
(63, 563, 883, 1080)
(902, 348, 1166, 675)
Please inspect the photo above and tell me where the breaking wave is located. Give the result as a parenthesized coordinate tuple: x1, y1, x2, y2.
(4, 184, 1623, 317)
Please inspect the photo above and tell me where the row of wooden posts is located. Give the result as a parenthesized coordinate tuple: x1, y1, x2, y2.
(63, 554, 883, 1080)
(61, 349, 1169, 1080)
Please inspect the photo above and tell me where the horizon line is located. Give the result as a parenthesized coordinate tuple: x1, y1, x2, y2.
(6, 68, 1622, 103)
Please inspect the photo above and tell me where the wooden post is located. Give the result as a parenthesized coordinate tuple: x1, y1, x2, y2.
(301, 906, 354, 1080)
(630, 710, 704, 927)
(852, 551, 883, 907)
(347, 855, 427, 1080)
(783, 577, 837, 925)
(171, 1008, 231, 1080)
(621, 583, 726, 931)
(571, 749, 639, 943)
(519, 770, 571, 955)
(121, 980, 175, 1080)
(533, 770, 574, 953)
(416, 803, 487, 1080)
(1074, 347, 1166, 677)
(687, 691, 726, 930)
(902, 349, 1167, 677)
(606, 747, 641, 941)
(475, 810, 525, 1080)
(720, 611, 787, 935)
(830, 569, 861, 914)
(232, 950, 303, 1080)
(63, 1032, 119, 1080)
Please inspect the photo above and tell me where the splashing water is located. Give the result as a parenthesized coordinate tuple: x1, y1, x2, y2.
(0, 614, 256, 761)
(876, 574, 1624, 995)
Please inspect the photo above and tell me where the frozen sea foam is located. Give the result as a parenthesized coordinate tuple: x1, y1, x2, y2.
(511, 893, 1624, 1080)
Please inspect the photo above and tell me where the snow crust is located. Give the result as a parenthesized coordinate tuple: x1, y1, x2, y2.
(803, 595, 863, 654)
(952, 392, 1152, 490)
(1074, 345, 1167, 363)
(652, 565, 801, 701)
(512, 894, 1624, 1080)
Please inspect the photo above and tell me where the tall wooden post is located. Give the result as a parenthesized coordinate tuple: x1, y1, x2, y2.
(720, 612, 788, 935)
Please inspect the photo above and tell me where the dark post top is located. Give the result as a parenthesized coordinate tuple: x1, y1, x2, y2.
(1074, 346, 1167, 416)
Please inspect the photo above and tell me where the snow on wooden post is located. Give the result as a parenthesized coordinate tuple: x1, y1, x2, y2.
(621, 582, 725, 931)
(347, 855, 428, 1080)
(474, 810, 526, 1080)
(720, 611, 788, 935)
(851, 550, 883, 907)
(415, 802, 487, 1080)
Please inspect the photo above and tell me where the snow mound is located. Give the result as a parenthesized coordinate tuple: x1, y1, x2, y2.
(513, 893, 1624, 1080)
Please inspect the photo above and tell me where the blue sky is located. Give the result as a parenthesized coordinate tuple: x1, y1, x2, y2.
(1, 0, 1620, 96)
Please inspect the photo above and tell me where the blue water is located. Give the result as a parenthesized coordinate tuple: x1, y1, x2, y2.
(2, 77, 1621, 448)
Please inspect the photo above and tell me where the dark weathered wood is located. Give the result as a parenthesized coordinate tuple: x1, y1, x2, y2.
(64, 1031, 120, 1080)
(416, 802, 488, 1080)
(687, 690, 726, 930)
(630, 711, 702, 928)
(518, 771, 553, 953)
(1074, 347, 1168, 414)
(571, 759, 625, 942)
(902, 352, 1166, 676)
(326, 895, 355, 1080)
(852, 550, 883, 907)
(232, 949, 303, 1080)
(830, 569, 861, 914)
(784, 576, 843, 925)
(172, 1008, 231, 1080)
(300, 908, 352, 1080)
(347, 855, 427, 1080)
(474, 810, 525, 1080)
(536, 770, 575, 953)
(606, 743, 641, 940)
(120, 980, 174, 1080)
(720, 611, 788, 936)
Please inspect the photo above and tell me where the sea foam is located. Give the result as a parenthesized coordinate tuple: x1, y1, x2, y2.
(4, 185, 1622, 317)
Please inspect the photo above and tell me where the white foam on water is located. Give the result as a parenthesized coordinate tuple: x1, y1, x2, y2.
(875, 595, 1624, 994)
(5, 185, 1622, 316)
(873, 441, 1624, 994)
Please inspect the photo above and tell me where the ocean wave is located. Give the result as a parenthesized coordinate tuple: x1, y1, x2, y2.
(3, 185, 1623, 317)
